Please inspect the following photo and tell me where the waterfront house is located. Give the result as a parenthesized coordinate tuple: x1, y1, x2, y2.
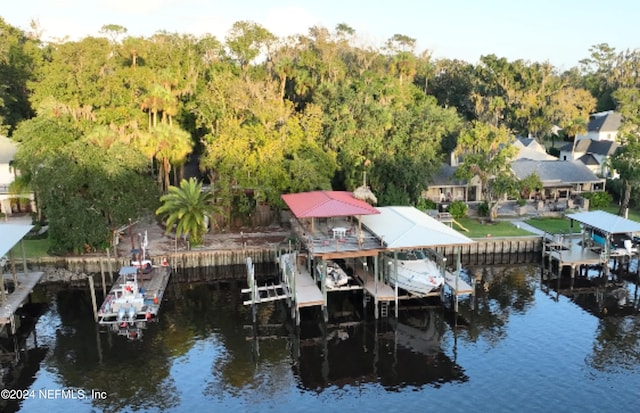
(558, 110, 621, 177)
(424, 137, 604, 206)
(421, 164, 482, 203)
(510, 159, 605, 201)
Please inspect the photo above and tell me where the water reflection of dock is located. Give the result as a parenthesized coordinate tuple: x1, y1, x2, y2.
(293, 313, 468, 391)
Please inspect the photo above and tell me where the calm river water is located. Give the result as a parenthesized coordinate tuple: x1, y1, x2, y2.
(2, 263, 640, 413)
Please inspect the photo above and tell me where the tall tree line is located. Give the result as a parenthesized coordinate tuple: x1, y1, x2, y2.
(0, 16, 636, 252)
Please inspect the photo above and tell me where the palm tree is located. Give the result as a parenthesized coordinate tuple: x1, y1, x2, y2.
(155, 178, 219, 247)
(141, 123, 193, 192)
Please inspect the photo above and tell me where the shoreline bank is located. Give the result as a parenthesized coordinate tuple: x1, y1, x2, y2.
(22, 235, 542, 284)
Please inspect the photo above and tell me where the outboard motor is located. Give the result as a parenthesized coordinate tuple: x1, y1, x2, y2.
(117, 307, 126, 322)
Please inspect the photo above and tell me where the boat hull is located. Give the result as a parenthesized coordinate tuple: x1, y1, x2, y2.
(316, 261, 350, 289)
(97, 264, 171, 326)
(386, 256, 444, 296)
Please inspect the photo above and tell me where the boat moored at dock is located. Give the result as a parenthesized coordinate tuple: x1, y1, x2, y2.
(97, 262, 171, 334)
(384, 250, 445, 297)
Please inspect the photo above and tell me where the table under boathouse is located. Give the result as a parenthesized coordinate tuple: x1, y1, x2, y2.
(0, 224, 44, 336)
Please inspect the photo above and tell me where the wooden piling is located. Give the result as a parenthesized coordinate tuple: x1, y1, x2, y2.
(88, 276, 98, 322)
(106, 248, 114, 283)
(99, 259, 107, 297)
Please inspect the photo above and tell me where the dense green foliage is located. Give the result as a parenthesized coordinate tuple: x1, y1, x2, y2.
(0, 16, 638, 252)
(581, 191, 613, 209)
(448, 200, 468, 219)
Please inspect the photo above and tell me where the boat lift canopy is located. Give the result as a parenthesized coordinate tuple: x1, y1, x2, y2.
(359, 206, 474, 250)
(566, 210, 640, 235)
(0, 224, 33, 258)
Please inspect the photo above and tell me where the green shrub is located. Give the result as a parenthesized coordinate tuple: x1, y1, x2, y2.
(478, 201, 490, 217)
(416, 197, 436, 211)
(448, 200, 468, 219)
(582, 191, 613, 209)
(516, 198, 527, 207)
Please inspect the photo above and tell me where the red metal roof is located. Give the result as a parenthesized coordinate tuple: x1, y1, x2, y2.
(281, 191, 380, 218)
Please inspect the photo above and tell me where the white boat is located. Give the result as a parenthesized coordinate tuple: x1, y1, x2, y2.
(100, 266, 146, 327)
(385, 250, 444, 296)
(317, 260, 350, 289)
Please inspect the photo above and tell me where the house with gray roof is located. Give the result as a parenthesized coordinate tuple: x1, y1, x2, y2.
(421, 164, 481, 203)
(559, 110, 621, 176)
(511, 159, 605, 200)
(576, 110, 621, 142)
(424, 156, 605, 205)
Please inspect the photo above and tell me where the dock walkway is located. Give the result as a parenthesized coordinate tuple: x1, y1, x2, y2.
(444, 271, 473, 296)
(293, 268, 324, 308)
(0, 272, 44, 333)
(355, 267, 395, 301)
(545, 237, 603, 269)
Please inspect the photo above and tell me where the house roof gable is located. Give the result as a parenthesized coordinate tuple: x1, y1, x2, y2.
(577, 153, 600, 166)
(587, 139, 619, 156)
(587, 111, 621, 133)
(511, 159, 602, 183)
(429, 164, 467, 187)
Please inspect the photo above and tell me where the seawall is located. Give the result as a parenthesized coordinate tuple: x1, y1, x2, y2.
(23, 236, 542, 283)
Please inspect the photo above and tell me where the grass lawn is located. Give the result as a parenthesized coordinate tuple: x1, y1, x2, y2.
(9, 238, 50, 258)
(454, 217, 533, 238)
(598, 205, 640, 222)
(524, 217, 580, 234)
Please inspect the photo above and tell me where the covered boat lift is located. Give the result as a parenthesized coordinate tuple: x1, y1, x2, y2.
(562, 210, 640, 276)
(243, 191, 382, 325)
(359, 206, 476, 317)
(0, 224, 44, 335)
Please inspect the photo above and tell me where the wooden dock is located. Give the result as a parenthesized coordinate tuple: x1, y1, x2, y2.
(543, 237, 604, 278)
(0, 272, 44, 334)
(292, 268, 324, 309)
(444, 271, 474, 296)
(355, 268, 395, 301)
